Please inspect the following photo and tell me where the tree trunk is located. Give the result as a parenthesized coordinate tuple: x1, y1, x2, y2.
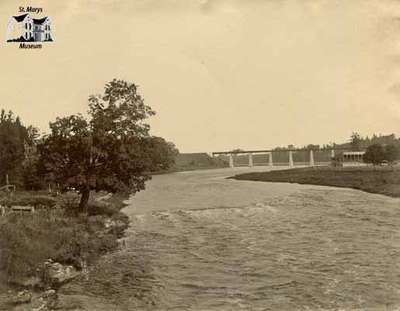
(79, 188, 90, 213)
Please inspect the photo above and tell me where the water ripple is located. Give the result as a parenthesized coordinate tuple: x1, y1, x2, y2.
(60, 169, 400, 310)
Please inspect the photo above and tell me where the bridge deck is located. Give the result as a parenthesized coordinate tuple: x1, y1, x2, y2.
(212, 147, 345, 156)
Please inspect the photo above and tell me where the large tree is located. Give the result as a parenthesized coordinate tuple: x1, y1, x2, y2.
(39, 79, 173, 211)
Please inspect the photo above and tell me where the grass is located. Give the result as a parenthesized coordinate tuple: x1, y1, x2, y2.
(170, 153, 228, 172)
(231, 166, 400, 198)
(0, 191, 130, 288)
(0, 191, 57, 209)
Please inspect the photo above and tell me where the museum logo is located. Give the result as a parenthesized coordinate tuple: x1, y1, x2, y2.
(6, 7, 53, 49)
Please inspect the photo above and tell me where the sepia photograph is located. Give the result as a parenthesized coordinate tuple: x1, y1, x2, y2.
(0, 0, 400, 310)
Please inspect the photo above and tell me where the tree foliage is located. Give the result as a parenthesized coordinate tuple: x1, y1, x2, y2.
(350, 132, 362, 151)
(384, 144, 399, 164)
(362, 142, 399, 166)
(363, 144, 385, 165)
(38, 79, 176, 211)
(0, 110, 38, 186)
(142, 136, 179, 172)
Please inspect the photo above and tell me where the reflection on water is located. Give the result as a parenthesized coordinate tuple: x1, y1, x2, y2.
(61, 167, 400, 310)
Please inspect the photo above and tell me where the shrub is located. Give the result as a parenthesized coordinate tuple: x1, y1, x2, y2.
(59, 192, 129, 215)
(58, 192, 80, 215)
(87, 201, 119, 217)
(110, 212, 130, 238)
(102, 192, 129, 211)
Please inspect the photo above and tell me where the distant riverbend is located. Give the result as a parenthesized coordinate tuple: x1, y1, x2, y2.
(232, 166, 400, 198)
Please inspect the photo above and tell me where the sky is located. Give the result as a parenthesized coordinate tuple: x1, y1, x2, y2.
(0, 0, 400, 153)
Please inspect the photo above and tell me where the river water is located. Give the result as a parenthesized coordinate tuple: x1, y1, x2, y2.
(60, 167, 400, 310)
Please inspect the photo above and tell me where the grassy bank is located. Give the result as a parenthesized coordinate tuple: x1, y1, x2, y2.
(0, 190, 130, 308)
(231, 166, 400, 198)
(169, 153, 228, 172)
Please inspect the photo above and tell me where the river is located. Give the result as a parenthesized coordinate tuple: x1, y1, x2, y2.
(60, 167, 400, 310)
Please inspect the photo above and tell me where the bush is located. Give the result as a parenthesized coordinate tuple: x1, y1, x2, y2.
(110, 212, 130, 238)
(87, 201, 119, 217)
(101, 192, 129, 211)
(58, 192, 129, 216)
(58, 192, 80, 215)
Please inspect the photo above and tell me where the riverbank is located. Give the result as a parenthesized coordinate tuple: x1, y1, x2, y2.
(0, 191, 130, 310)
(166, 153, 228, 173)
(231, 166, 400, 198)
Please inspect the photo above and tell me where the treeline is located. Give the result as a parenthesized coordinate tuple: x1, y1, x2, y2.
(0, 79, 179, 211)
(346, 132, 400, 152)
(0, 110, 39, 187)
(0, 110, 178, 192)
(271, 133, 400, 152)
(363, 143, 399, 165)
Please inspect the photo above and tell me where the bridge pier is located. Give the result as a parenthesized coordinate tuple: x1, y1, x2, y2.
(248, 153, 253, 167)
(309, 150, 314, 166)
(229, 154, 234, 168)
(289, 151, 294, 167)
(268, 152, 273, 166)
